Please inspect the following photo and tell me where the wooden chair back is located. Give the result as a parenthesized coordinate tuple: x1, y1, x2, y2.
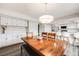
(48, 33, 56, 39)
(42, 32, 47, 40)
(26, 32, 33, 39)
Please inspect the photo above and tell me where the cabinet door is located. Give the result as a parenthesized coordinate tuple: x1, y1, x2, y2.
(1, 16, 8, 25)
(12, 18, 17, 26)
(77, 22, 79, 28)
(23, 20, 27, 26)
(17, 20, 22, 26)
(0, 34, 7, 48)
(1, 16, 27, 26)
(12, 18, 21, 26)
(1, 16, 13, 26)
(18, 20, 25, 26)
(7, 17, 12, 25)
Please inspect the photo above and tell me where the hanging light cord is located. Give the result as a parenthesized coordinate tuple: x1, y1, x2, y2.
(44, 3, 48, 14)
(39, 3, 54, 23)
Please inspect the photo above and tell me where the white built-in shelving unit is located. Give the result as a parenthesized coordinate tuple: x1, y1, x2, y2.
(0, 15, 28, 48)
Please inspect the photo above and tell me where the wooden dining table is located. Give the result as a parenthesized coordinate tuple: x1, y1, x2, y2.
(21, 37, 65, 56)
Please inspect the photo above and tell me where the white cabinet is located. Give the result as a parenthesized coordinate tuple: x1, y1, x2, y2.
(12, 18, 17, 26)
(77, 22, 79, 28)
(67, 23, 76, 29)
(7, 17, 12, 25)
(23, 20, 27, 26)
(1, 16, 13, 25)
(0, 15, 27, 48)
(0, 34, 7, 47)
(1, 16, 27, 27)
(1, 16, 8, 25)
(0, 26, 26, 48)
(17, 19, 27, 26)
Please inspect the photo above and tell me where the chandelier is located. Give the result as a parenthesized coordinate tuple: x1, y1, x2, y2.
(39, 3, 54, 23)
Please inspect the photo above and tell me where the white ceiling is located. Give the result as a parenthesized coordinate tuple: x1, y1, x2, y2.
(0, 3, 79, 22)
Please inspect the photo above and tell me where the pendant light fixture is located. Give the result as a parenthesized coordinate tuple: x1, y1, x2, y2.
(39, 3, 54, 23)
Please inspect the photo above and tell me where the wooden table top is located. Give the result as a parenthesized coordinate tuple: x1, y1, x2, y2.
(22, 37, 64, 56)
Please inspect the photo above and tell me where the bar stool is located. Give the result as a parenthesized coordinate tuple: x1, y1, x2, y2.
(62, 32, 70, 45)
(62, 32, 70, 55)
(56, 32, 62, 40)
(73, 32, 79, 46)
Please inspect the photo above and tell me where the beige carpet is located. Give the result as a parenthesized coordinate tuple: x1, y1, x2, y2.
(0, 43, 22, 56)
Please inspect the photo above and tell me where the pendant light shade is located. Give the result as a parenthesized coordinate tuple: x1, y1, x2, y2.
(39, 15, 54, 23)
(39, 3, 54, 23)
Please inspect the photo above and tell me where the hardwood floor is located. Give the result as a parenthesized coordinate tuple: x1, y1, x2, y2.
(0, 42, 79, 56)
(0, 43, 22, 56)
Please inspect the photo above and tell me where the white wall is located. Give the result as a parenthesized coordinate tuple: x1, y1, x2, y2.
(29, 21, 38, 36)
(44, 24, 51, 32)
(39, 24, 51, 36)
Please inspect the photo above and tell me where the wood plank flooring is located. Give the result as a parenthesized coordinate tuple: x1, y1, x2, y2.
(0, 43, 22, 56)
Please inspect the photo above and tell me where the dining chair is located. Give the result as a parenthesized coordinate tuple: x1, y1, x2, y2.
(48, 33, 56, 40)
(42, 32, 48, 40)
(26, 32, 33, 39)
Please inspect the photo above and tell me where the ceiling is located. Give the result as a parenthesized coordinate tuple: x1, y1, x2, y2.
(0, 3, 79, 22)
